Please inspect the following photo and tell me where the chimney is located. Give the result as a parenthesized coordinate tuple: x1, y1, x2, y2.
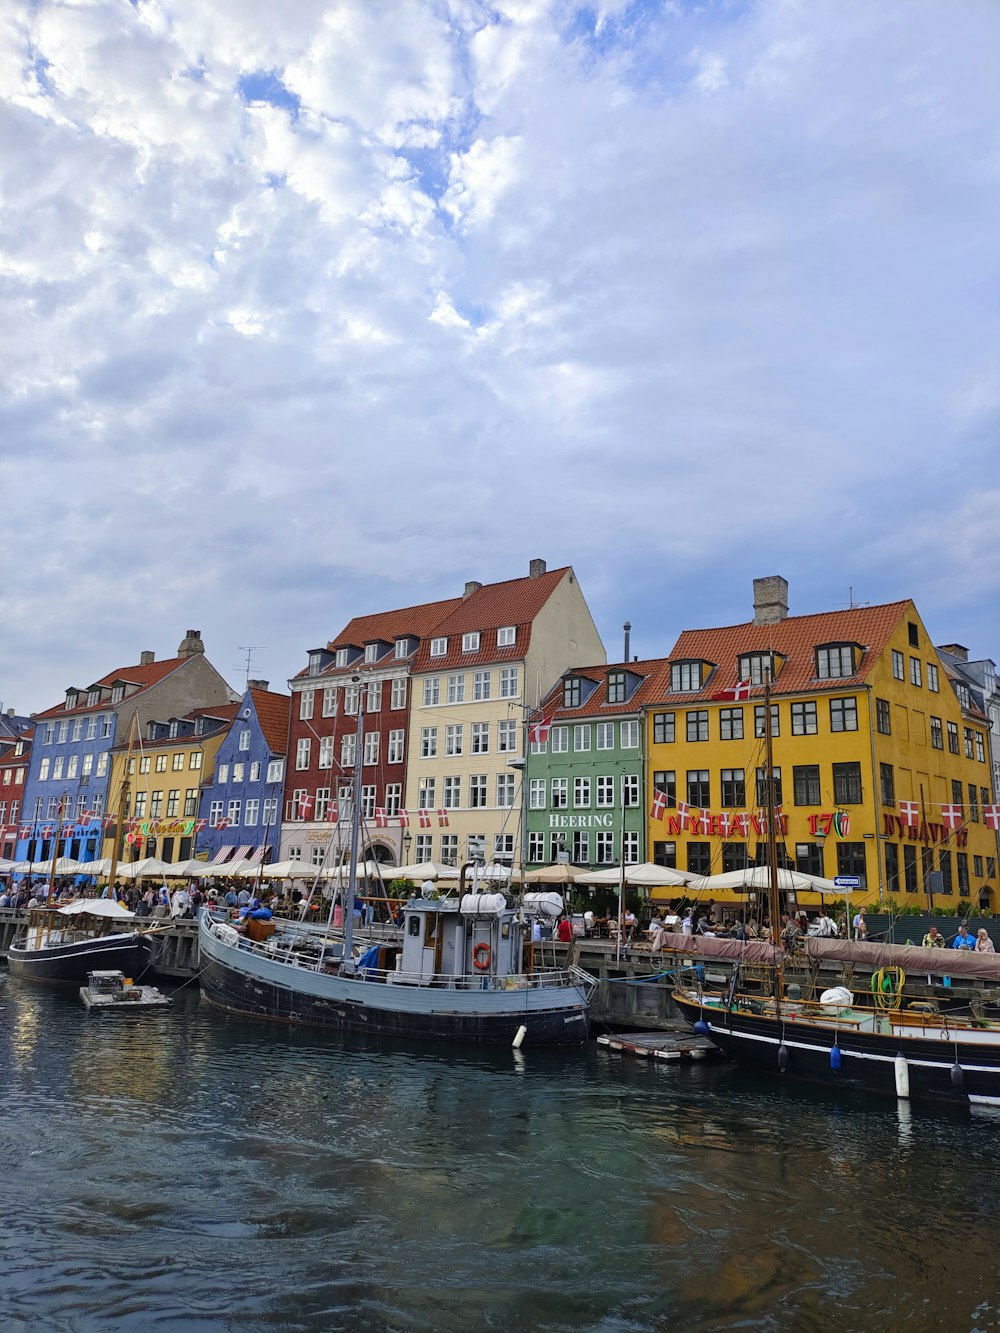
(623, 621, 631, 662)
(464, 580, 482, 598)
(939, 643, 969, 662)
(529, 558, 547, 579)
(177, 629, 205, 659)
(247, 679, 269, 691)
(140, 650, 155, 666)
(6, 707, 13, 718)
(753, 576, 789, 626)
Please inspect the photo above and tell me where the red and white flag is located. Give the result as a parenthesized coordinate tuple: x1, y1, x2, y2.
(733, 811, 750, 837)
(327, 800, 339, 823)
(675, 801, 692, 830)
(899, 800, 920, 828)
(418, 809, 432, 828)
(374, 808, 388, 828)
(650, 790, 668, 821)
(984, 805, 1000, 831)
(298, 794, 314, 820)
(194, 819, 208, 832)
(397, 809, 409, 828)
(214, 817, 229, 831)
(528, 712, 555, 744)
(697, 809, 713, 835)
(712, 679, 753, 702)
(940, 804, 964, 830)
(437, 808, 449, 827)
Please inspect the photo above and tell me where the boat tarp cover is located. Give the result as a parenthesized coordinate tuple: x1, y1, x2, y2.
(803, 936, 1000, 983)
(657, 932, 781, 965)
(56, 899, 135, 920)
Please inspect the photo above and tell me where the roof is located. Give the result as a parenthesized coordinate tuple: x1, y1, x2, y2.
(291, 596, 463, 680)
(248, 689, 291, 754)
(34, 656, 189, 720)
(536, 658, 673, 721)
(411, 567, 570, 672)
(660, 602, 911, 700)
(112, 702, 240, 751)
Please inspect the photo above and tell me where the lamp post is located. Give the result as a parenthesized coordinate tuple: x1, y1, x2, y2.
(402, 828, 412, 866)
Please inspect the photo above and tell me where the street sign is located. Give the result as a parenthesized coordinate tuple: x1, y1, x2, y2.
(834, 876, 861, 888)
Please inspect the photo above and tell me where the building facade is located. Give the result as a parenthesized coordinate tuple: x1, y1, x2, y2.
(0, 714, 32, 861)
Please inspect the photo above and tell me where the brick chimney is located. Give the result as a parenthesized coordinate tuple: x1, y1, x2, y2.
(753, 576, 789, 625)
(140, 650, 155, 666)
(247, 679, 269, 691)
(464, 580, 483, 598)
(529, 558, 547, 579)
(177, 630, 205, 659)
(938, 643, 969, 662)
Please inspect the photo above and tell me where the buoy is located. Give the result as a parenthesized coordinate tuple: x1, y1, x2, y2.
(512, 1024, 527, 1049)
(830, 1044, 842, 1071)
(693, 1019, 710, 1036)
(894, 1054, 910, 1099)
(777, 1043, 790, 1073)
(951, 1061, 965, 1090)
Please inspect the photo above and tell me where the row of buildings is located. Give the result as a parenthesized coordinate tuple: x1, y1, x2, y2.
(2, 564, 999, 910)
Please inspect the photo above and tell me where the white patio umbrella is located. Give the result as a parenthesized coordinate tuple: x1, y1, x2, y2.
(118, 857, 174, 880)
(692, 866, 841, 893)
(576, 864, 692, 888)
(259, 860, 317, 879)
(469, 863, 513, 881)
(77, 858, 112, 878)
(165, 858, 210, 877)
(521, 864, 585, 885)
(390, 861, 460, 881)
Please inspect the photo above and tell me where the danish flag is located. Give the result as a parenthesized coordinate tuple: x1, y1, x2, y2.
(675, 801, 693, 830)
(297, 794, 314, 820)
(214, 817, 229, 831)
(940, 804, 964, 830)
(984, 805, 1000, 831)
(899, 800, 920, 828)
(697, 809, 713, 835)
(712, 679, 753, 701)
(528, 712, 555, 744)
(418, 809, 432, 828)
(327, 800, 339, 823)
(397, 809, 409, 827)
(437, 808, 449, 827)
(650, 790, 668, 821)
(194, 819, 208, 832)
(375, 808, 388, 828)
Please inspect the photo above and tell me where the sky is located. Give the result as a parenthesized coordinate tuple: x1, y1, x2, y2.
(1, 0, 998, 714)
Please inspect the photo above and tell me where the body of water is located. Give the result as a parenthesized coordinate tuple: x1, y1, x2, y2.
(1, 973, 998, 1332)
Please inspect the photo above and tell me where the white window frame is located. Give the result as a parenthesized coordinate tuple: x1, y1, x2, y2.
(430, 638, 448, 657)
(497, 626, 516, 647)
(462, 631, 480, 652)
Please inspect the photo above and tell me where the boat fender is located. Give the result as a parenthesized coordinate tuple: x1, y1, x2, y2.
(512, 1024, 527, 1049)
(777, 1043, 790, 1074)
(950, 1061, 965, 1090)
(695, 964, 705, 983)
(693, 1019, 710, 1036)
(830, 1044, 842, 1071)
(894, 1055, 910, 1099)
(473, 942, 492, 972)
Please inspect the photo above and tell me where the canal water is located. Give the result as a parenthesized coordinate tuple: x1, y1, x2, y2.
(1, 975, 998, 1333)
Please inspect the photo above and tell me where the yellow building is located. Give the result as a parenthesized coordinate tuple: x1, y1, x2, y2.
(102, 704, 238, 865)
(404, 560, 605, 868)
(645, 578, 998, 912)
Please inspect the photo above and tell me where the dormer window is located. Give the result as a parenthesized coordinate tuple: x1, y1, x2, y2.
(147, 722, 158, 740)
(364, 644, 379, 663)
(955, 682, 971, 710)
(169, 720, 179, 738)
(430, 637, 448, 657)
(563, 677, 582, 708)
(462, 631, 480, 653)
(670, 661, 704, 693)
(87, 689, 101, 706)
(111, 685, 125, 704)
(65, 691, 78, 710)
(335, 648, 348, 668)
(497, 626, 516, 648)
(816, 644, 858, 680)
(607, 672, 627, 704)
(308, 652, 323, 676)
(738, 652, 775, 686)
(394, 637, 412, 659)
(195, 716, 205, 736)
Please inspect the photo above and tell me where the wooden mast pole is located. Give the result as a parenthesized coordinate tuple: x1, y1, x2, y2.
(47, 791, 68, 901)
(107, 713, 136, 895)
(763, 671, 782, 949)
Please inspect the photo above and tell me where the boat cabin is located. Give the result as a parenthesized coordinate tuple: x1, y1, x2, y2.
(395, 892, 522, 984)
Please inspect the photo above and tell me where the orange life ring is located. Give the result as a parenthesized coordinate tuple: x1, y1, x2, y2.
(473, 942, 491, 972)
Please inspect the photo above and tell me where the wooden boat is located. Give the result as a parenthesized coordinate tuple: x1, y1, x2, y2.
(7, 899, 152, 986)
(80, 969, 173, 1012)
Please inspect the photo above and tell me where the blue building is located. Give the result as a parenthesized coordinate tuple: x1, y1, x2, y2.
(197, 681, 290, 867)
(18, 632, 233, 867)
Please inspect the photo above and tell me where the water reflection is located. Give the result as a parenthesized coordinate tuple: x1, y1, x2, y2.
(1, 977, 999, 1331)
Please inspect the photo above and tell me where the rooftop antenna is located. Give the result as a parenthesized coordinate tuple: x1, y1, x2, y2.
(841, 587, 870, 610)
(237, 645, 266, 690)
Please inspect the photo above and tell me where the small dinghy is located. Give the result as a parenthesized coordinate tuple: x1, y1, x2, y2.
(80, 970, 173, 1013)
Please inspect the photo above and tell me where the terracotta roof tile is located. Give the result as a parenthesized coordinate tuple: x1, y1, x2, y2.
(536, 658, 673, 721)
(249, 689, 291, 755)
(34, 656, 190, 720)
(291, 596, 463, 680)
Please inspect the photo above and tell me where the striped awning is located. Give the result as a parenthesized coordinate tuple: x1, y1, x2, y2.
(209, 846, 234, 865)
(245, 846, 266, 866)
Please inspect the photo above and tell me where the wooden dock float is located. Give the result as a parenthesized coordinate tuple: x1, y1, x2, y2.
(597, 1029, 719, 1061)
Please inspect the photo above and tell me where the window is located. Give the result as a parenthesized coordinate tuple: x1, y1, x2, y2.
(739, 652, 774, 685)
(82, 754, 93, 776)
(622, 774, 639, 807)
(719, 708, 743, 741)
(607, 672, 627, 704)
(836, 843, 867, 885)
(363, 643, 379, 665)
(344, 684, 360, 715)
(211, 799, 226, 826)
(622, 831, 639, 863)
(238, 728, 251, 752)
(829, 697, 858, 732)
(876, 698, 891, 735)
(367, 681, 382, 713)
(96, 753, 109, 777)
(939, 849, 953, 895)
(573, 777, 591, 808)
(816, 645, 855, 679)
(240, 798, 257, 827)
(497, 773, 516, 807)
(670, 662, 702, 692)
(686, 711, 708, 742)
(446, 674, 465, 704)
(473, 670, 491, 701)
(172, 752, 185, 770)
(529, 779, 546, 809)
(440, 834, 459, 864)
(527, 831, 545, 862)
(166, 790, 180, 817)
(595, 775, 615, 807)
(418, 777, 436, 809)
(721, 769, 746, 807)
(833, 762, 863, 804)
(420, 727, 438, 758)
(469, 775, 487, 808)
(430, 637, 447, 657)
(341, 734, 356, 767)
(892, 650, 905, 680)
(71, 719, 82, 741)
(321, 686, 338, 717)
(687, 770, 710, 806)
(462, 631, 480, 652)
(909, 657, 922, 687)
(299, 690, 314, 720)
(363, 732, 379, 765)
(964, 727, 975, 760)
(52, 757, 64, 780)
(793, 765, 821, 806)
(57, 721, 68, 743)
(381, 729, 401, 765)
(571, 831, 589, 864)
(232, 763, 245, 783)
(445, 724, 463, 756)
(317, 736, 333, 769)
(969, 784, 980, 822)
(573, 724, 591, 752)
(562, 676, 581, 709)
(620, 720, 639, 748)
(384, 784, 401, 816)
(596, 722, 614, 750)
(957, 852, 970, 898)
(150, 791, 164, 817)
(755, 767, 782, 806)
(724, 843, 750, 873)
(976, 733, 986, 763)
(791, 702, 817, 735)
(295, 739, 311, 770)
(497, 719, 516, 752)
(795, 842, 824, 877)
(653, 713, 675, 744)
(754, 704, 780, 738)
(653, 770, 676, 805)
(927, 663, 939, 692)
(947, 721, 959, 754)
(550, 778, 568, 809)
(184, 789, 198, 816)
(266, 759, 283, 783)
(155, 753, 167, 773)
(550, 726, 569, 753)
(687, 843, 711, 876)
(391, 678, 406, 710)
(422, 678, 440, 707)
(880, 763, 895, 806)
(497, 626, 516, 647)
(499, 667, 519, 698)
(595, 832, 614, 864)
(87, 717, 97, 740)
(471, 722, 489, 754)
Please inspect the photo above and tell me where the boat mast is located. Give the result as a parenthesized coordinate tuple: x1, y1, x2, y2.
(47, 791, 68, 900)
(763, 669, 782, 949)
(107, 714, 136, 895)
(341, 675, 366, 972)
